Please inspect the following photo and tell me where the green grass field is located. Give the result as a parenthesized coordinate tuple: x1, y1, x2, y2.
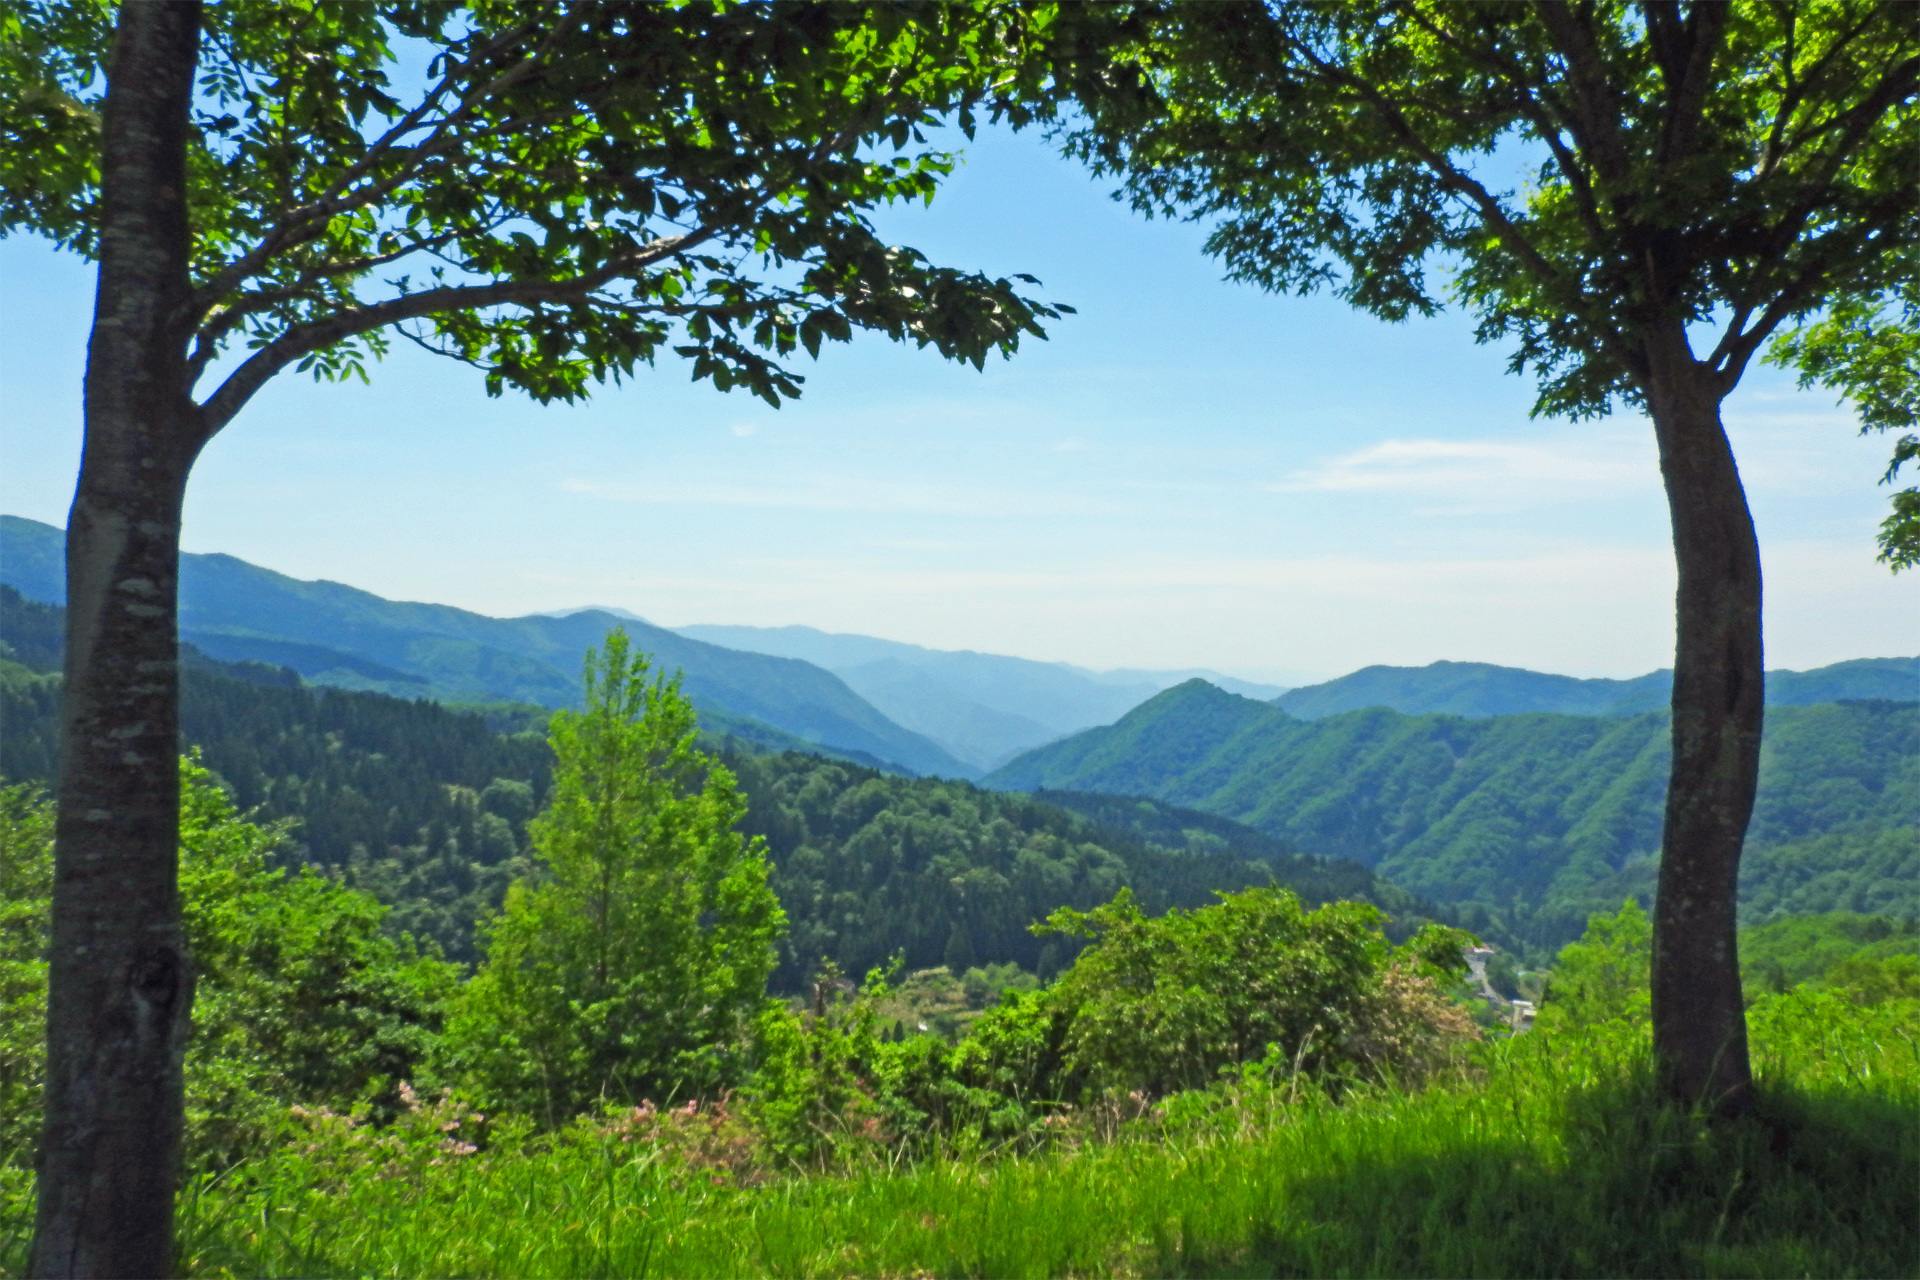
(10, 991, 1877, 1279)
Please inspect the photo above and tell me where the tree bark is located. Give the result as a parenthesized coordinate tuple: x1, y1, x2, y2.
(32, 4, 204, 1276)
(1643, 332, 1760, 1115)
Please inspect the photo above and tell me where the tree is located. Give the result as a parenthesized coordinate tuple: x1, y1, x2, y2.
(0, 2, 1063, 1271)
(446, 630, 785, 1127)
(1052, 0, 1916, 1111)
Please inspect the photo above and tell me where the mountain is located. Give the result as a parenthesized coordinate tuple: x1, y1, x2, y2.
(674, 622, 1288, 770)
(3, 591, 1459, 973)
(1274, 657, 1918, 719)
(0, 515, 971, 778)
(986, 680, 1918, 945)
(535, 605, 653, 624)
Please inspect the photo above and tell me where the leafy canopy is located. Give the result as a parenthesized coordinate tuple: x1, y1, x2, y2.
(1056, 0, 1917, 557)
(0, 0, 1070, 425)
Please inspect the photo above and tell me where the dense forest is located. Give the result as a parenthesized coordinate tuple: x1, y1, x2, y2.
(988, 679, 1918, 945)
(2, 588, 1447, 978)
(726, 753, 1454, 990)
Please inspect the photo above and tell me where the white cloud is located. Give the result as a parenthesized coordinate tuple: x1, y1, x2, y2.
(1279, 435, 1650, 498)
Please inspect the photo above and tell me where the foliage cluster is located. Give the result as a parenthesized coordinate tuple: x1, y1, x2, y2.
(1540, 899, 1919, 1041)
(0, 785, 52, 1166)
(744, 886, 1478, 1168)
(1740, 910, 1920, 1000)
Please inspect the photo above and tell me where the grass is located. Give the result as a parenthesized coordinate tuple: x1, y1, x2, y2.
(4, 995, 1914, 1278)
(165, 997, 1915, 1279)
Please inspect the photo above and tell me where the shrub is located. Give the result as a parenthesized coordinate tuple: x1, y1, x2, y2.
(1, 765, 456, 1173)
(1037, 886, 1476, 1098)
(1537, 898, 1652, 1030)
(744, 885, 1482, 1162)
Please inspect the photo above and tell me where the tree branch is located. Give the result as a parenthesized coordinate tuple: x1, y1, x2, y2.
(1653, 0, 1729, 167)
(193, 232, 708, 437)
(183, 12, 560, 325)
(1738, 51, 1920, 311)
(1285, 31, 1637, 375)
(1710, 219, 1905, 391)
(1755, 5, 1881, 178)
(185, 232, 462, 383)
(1402, 5, 1610, 244)
(1530, 0, 1635, 189)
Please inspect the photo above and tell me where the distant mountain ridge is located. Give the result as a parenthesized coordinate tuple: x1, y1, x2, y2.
(0, 515, 970, 778)
(986, 679, 1918, 945)
(9, 510, 1908, 781)
(1274, 657, 1918, 719)
(675, 622, 1288, 770)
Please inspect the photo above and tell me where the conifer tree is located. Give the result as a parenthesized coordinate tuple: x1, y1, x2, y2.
(448, 631, 784, 1126)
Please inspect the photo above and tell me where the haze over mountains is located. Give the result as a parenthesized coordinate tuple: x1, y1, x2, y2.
(0, 515, 972, 777)
(676, 623, 1286, 769)
(4, 513, 1911, 785)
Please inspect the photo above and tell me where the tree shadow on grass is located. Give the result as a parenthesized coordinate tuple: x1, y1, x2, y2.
(1174, 1081, 1918, 1280)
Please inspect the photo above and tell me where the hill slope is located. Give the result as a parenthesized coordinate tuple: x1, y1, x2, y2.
(1275, 657, 1918, 719)
(0, 515, 969, 778)
(728, 752, 1459, 991)
(987, 681, 1918, 944)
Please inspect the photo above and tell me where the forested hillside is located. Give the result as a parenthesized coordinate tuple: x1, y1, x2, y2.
(0, 516, 972, 778)
(988, 681, 1918, 945)
(726, 753, 1451, 990)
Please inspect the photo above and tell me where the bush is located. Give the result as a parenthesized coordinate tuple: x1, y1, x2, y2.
(741, 885, 1481, 1162)
(1036, 886, 1476, 1098)
(180, 760, 459, 1165)
(1537, 898, 1651, 1030)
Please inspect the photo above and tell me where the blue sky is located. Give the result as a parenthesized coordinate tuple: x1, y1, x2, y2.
(1, 123, 1910, 684)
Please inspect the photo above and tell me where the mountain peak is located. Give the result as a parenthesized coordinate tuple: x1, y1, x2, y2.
(532, 605, 653, 625)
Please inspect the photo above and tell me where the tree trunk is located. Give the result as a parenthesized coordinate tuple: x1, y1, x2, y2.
(1644, 334, 1760, 1115)
(32, 4, 204, 1276)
